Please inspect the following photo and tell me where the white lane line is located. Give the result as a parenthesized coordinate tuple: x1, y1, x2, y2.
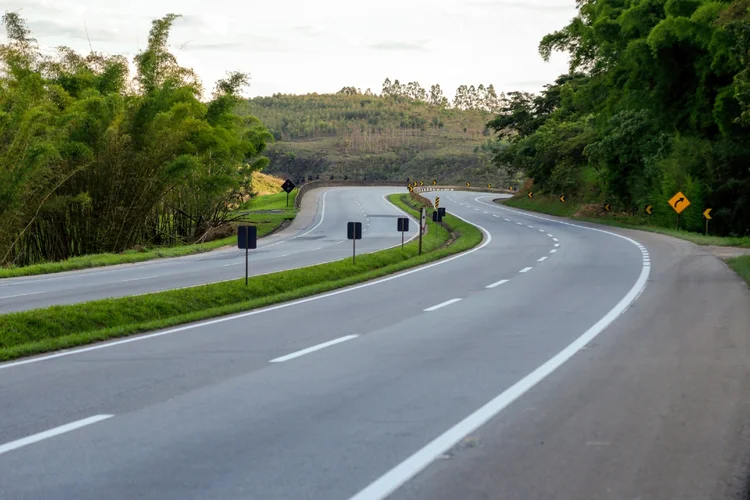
(120, 276, 158, 283)
(516, 222, 523, 226)
(539, 229, 545, 232)
(555, 243, 560, 247)
(295, 190, 330, 239)
(0, 213, 492, 371)
(504, 218, 511, 222)
(553, 238, 559, 242)
(550, 249, 557, 254)
(0, 415, 113, 456)
(483, 211, 489, 214)
(527, 225, 534, 228)
(348, 259, 650, 500)
(279, 254, 291, 258)
(485, 279, 509, 289)
(311, 247, 323, 251)
(537, 256, 548, 262)
(424, 298, 462, 312)
(493, 215, 500, 218)
(519, 267, 533, 273)
(0, 291, 44, 300)
(221, 262, 240, 268)
(547, 234, 554, 238)
(269, 335, 358, 363)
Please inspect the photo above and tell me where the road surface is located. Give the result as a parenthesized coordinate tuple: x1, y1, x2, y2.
(0, 187, 415, 313)
(1, 190, 749, 499)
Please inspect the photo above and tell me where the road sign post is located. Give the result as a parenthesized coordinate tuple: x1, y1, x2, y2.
(397, 217, 409, 249)
(418, 207, 425, 256)
(668, 191, 691, 230)
(432, 210, 443, 245)
(347, 221, 362, 264)
(703, 208, 712, 235)
(281, 179, 296, 207)
(237, 225, 257, 286)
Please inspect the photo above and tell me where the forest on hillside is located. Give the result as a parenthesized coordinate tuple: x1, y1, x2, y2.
(490, 0, 750, 236)
(239, 79, 509, 184)
(0, 13, 270, 266)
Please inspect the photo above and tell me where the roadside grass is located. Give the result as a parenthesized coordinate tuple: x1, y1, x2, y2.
(0, 195, 482, 361)
(240, 190, 297, 211)
(0, 192, 300, 279)
(726, 256, 750, 286)
(503, 195, 750, 248)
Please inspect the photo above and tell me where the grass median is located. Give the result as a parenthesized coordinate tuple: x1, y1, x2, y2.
(0, 194, 482, 361)
(0, 191, 299, 279)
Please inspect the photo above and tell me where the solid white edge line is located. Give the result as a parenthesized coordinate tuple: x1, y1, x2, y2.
(485, 279, 509, 289)
(0, 291, 44, 300)
(348, 193, 652, 500)
(0, 208, 492, 371)
(295, 190, 329, 239)
(269, 335, 359, 363)
(0, 415, 113, 456)
(423, 298, 462, 312)
(519, 267, 533, 273)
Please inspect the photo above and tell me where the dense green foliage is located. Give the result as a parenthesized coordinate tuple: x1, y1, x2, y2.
(239, 81, 513, 185)
(0, 13, 271, 266)
(491, 0, 750, 236)
(0, 195, 481, 361)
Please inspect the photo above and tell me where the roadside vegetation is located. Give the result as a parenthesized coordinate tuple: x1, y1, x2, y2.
(487, 0, 750, 239)
(0, 185, 297, 279)
(0, 13, 271, 269)
(503, 195, 750, 248)
(726, 256, 750, 285)
(0, 196, 482, 361)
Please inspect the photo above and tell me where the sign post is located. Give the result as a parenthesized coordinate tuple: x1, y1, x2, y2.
(347, 222, 362, 263)
(668, 191, 691, 230)
(418, 207, 426, 256)
(281, 179, 296, 207)
(237, 225, 257, 286)
(432, 210, 443, 245)
(703, 208, 712, 235)
(397, 217, 409, 249)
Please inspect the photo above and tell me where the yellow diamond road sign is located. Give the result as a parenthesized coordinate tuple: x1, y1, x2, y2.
(668, 192, 691, 214)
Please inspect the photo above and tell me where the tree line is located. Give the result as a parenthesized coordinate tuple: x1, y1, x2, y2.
(338, 78, 502, 112)
(490, 0, 750, 236)
(0, 13, 270, 266)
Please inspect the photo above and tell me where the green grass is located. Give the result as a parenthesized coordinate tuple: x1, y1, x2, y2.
(0, 192, 301, 279)
(726, 256, 750, 286)
(0, 195, 482, 361)
(504, 195, 750, 248)
(241, 190, 298, 210)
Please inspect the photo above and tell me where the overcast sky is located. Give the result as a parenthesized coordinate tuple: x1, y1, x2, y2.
(3, 0, 577, 98)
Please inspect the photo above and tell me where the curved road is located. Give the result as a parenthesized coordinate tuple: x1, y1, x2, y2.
(0, 187, 416, 313)
(1, 190, 749, 499)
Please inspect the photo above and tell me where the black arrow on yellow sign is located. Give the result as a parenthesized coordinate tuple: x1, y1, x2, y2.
(432, 180, 437, 186)
(466, 182, 471, 188)
(487, 183, 492, 189)
(604, 203, 611, 212)
(420, 180, 424, 186)
(528, 191, 534, 199)
(645, 205, 653, 215)
(559, 195, 566, 203)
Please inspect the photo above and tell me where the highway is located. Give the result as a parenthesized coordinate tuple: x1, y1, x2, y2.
(0, 187, 415, 314)
(1, 190, 750, 499)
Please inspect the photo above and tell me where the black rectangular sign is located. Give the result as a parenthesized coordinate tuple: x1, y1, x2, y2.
(397, 217, 409, 232)
(347, 221, 362, 240)
(237, 225, 257, 249)
(432, 211, 442, 222)
(438, 207, 446, 217)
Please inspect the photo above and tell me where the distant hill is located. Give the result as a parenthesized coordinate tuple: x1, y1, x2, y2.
(238, 91, 510, 186)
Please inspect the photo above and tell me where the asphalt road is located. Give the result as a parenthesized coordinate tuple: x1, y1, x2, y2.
(1, 190, 749, 499)
(0, 187, 416, 313)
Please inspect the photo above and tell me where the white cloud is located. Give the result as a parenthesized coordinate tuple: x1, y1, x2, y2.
(2, 0, 577, 97)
